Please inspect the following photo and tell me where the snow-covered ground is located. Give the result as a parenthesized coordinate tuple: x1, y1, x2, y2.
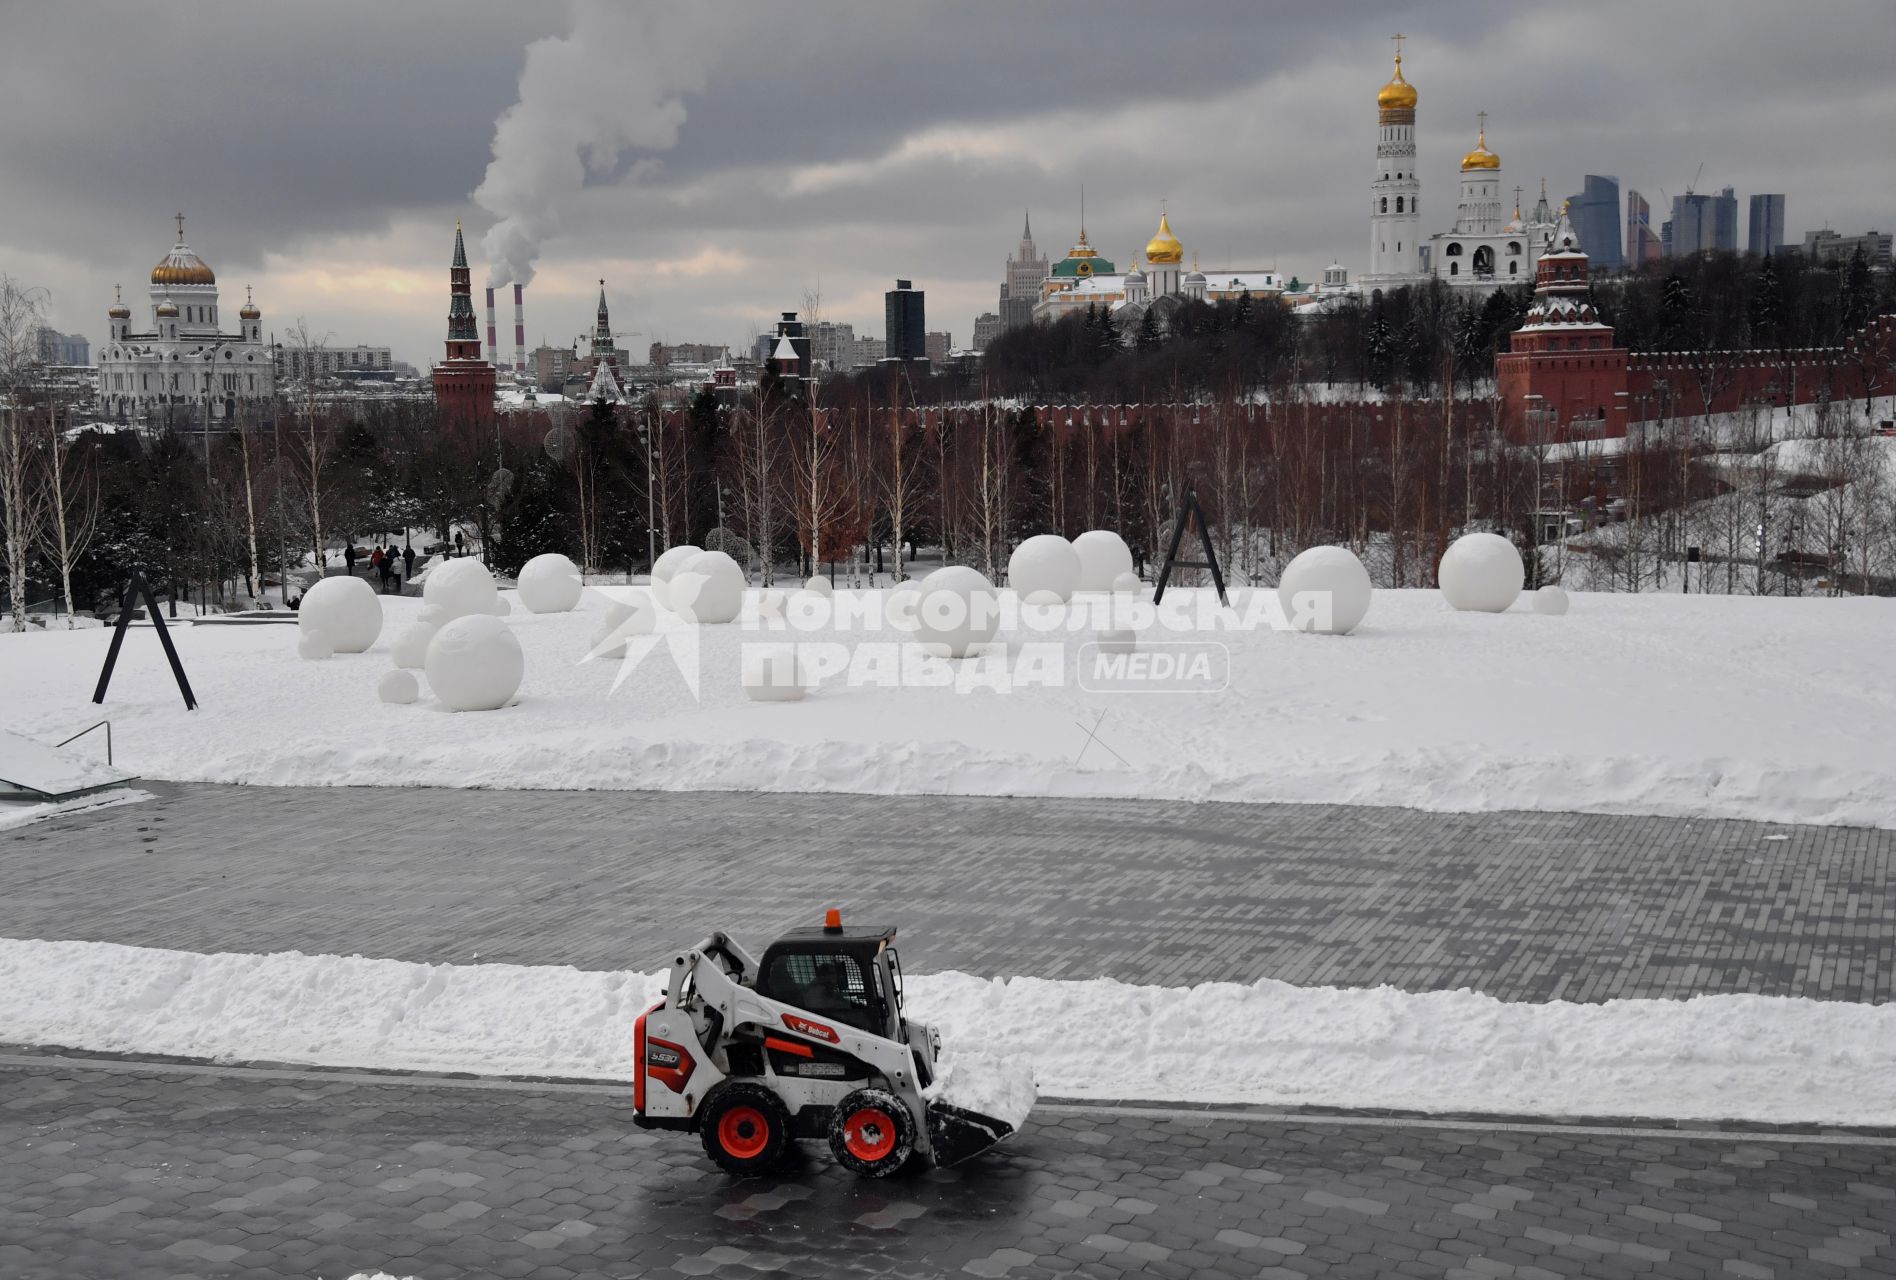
(3, 585, 1893, 827)
(3, 937, 1892, 1127)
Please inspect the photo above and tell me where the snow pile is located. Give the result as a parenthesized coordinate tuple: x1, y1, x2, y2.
(4, 590, 1895, 827)
(5, 937, 1896, 1126)
(924, 1048, 1037, 1129)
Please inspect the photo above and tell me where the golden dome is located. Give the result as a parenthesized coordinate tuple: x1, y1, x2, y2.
(1377, 51, 1418, 114)
(1461, 124, 1500, 171)
(1144, 209, 1183, 265)
(107, 285, 130, 319)
(239, 285, 260, 320)
(155, 299, 179, 317)
(152, 216, 215, 286)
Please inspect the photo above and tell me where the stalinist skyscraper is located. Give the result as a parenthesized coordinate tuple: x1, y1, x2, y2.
(1364, 37, 1425, 289)
(999, 212, 1048, 331)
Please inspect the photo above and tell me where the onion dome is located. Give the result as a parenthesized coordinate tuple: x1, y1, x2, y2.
(1377, 50, 1418, 116)
(1461, 124, 1500, 171)
(1144, 209, 1184, 265)
(151, 214, 216, 286)
(1184, 254, 1206, 286)
(239, 285, 260, 320)
(155, 299, 179, 318)
(107, 285, 130, 320)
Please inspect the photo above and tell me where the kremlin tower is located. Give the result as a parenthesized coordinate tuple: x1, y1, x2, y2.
(1494, 206, 1630, 443)
(432, 221, 496, 426)
(1364, 36, 1423, 287)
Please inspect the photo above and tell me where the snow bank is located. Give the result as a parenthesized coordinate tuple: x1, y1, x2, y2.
(4, 589, 1894, 828)
(4, 938, 1895, 1127)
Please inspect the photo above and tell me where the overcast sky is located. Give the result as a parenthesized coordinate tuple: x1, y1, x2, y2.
(4, 1, 1891, 369)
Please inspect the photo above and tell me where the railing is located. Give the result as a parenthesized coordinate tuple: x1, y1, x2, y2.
(55, 720, 112, 766)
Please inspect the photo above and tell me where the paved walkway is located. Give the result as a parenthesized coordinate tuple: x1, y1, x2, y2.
(3, 1056, 1893, 1280)
(4, 783, 1892, 1002)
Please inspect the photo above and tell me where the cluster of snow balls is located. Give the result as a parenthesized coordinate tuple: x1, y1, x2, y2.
(802, 574, 834, 598)
(421, 557, 507, 625)
(1007, 535, 1082, 604)
(391, 621, 437, 670)
(296, 575, 383, 657)
(671, 550, 745, 624)
(648, 544, 702, 610)
(424, 613, 524, 712)
(1439, 533, 1525, 613)
(1278, 545, 1374, 636)
(1533, 585, 1570, 616)
(517, 552, 584, 614)
(914, 565, 1000, 658)
(1073, 530, 1135, 592)
(742, 643, 808, 702)
(590, 596, 658, 659)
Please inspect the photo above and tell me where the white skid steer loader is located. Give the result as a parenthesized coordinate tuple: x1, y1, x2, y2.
(633, 911, 1020, 1177)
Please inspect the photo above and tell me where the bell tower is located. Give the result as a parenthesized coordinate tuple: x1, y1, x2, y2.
(1366, 35, 1423, 287)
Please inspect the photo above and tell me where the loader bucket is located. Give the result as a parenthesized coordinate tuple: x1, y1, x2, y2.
(925, 1101, 1017, 1167)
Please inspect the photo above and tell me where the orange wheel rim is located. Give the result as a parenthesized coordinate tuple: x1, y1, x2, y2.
(718, 1105, 771, 1159)
(843, 1107, 898, 1162)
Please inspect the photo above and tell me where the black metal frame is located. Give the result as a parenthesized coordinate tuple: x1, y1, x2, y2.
(93, 571, 197, 710)
(1151, 483, 1229, 608)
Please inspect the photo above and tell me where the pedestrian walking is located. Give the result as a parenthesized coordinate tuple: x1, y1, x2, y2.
(454, 530, 465, 558)
(388, 553, 404, 595)
(403, 544, 416, 580)
(344, 543, 358, 577)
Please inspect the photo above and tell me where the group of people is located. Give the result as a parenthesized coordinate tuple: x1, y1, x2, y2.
(344, 542, 416, 595)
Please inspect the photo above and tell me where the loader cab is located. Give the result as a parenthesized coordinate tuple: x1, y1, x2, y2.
(755, 919, 905, 1042)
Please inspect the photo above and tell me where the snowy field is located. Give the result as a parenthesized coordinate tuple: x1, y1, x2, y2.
(3, 585, 1893, 827)
(3, 937, 1892, 1127)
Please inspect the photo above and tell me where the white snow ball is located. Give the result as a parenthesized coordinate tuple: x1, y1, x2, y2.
(742, 644, 808, 702)
(296, 628, 334, 660)
(517, 553, 584, 614)
(1278, 545, 1373, 636)
(1111, 571, 1142, 594)
(916, 565, 999, 658)
(485, 594, 513, 617)
(421, 557, 499, 622)
(885, 583, 922, 632)
(1533, 584, 1571, 616)
(1007, 534, 1081, 603)
(424, 614, 524, 712)
(673, 550, 745, 624)
(803, 574, 833, 597)
(1072, 530, 1135, 592)
(417, 603, 450, 628)
(589, 598, 656, 659)
(1096, 628, 1137, 654)
(1439, 533, 1525, 613)
(377, 669, 419, 705)
(391, 621, 438, 670)
(297, 575, 382, 653)
(651, 544, 702, 586)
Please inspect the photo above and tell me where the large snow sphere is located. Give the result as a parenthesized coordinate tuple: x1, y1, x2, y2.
(1533, 585, 1570, 617)
(652, 545, 702, 586)
(886, 583, 922, 632)
(1073, 530, 1135, 592)
(518, 553, 584, 614)
(1007, 534, 1081, 603)
(916, 566, 999, 658)
(673, 551, 745, 624)
(392, 621, 438, 669)
(297, 628, 334, 661)
(1111, 571, 1142, 594)
(1440, 533, 1525, 613)
(424, 614, 524, 712)
(422, 557, 499, 622)
(803, 574, 833, 597)
(1278, 545, 1373, 636)
(591, 598, 657, 658)
(742, 644, 807, 702)
(298, 575, 382, 653)
(377, 669, 419, 705)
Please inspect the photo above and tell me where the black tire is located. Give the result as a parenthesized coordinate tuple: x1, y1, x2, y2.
(699, 1081, 791, 1176)
(828, 1087, 915, 1177)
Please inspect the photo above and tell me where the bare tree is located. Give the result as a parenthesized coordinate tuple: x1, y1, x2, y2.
(37, 400, 100, 624)
(0, 275, 49, 629)
(284, 321, 334, 578)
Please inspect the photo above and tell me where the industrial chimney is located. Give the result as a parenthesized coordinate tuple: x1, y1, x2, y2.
(513, 283, 527, 374)
(484, 287, 499, 367)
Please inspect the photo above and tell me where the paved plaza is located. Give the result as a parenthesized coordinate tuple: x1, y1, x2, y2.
(3, 782, 1892, 1001)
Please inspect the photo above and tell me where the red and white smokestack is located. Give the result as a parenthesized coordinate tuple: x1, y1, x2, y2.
(513, 283, 526, 373)
(484, 287, 499, 367)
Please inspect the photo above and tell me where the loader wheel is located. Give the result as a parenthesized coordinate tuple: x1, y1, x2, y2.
(700, 1082, 790, 1176)
(829, 1088, 915, 1178)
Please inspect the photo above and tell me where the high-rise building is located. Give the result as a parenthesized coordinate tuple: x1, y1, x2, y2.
(999, 213, 1048, 331)
(431, 220, 496, 425)
(1748, 195, 1786, 255)
(972, 312, 1003, 350)
(1625, 189, 1662, 266)
(1567, 175, 1622, 271)
(35, 327, 89, 365)
(925, 331, 953, 365)
(1803, 229, 1893, 270)
(1364, 40, 1424, 286)
(884, 279, 926, 362)
(1669, 187, 1738, 256)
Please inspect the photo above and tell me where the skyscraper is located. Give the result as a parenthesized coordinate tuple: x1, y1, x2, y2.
(884, 279, 926, 363)
(1667, 187, 1738, 256)
(1567, 175, 1622, 271)
(1748, 194, 1786, 256)
(1625, 189, 1661, 266)
(999, 212, 1048, 331)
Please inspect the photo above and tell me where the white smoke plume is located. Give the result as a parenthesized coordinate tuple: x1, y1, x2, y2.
(475, 1, 712, 288)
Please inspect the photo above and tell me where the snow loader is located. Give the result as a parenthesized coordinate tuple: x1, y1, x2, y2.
(632, 911, 1020, 1177)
